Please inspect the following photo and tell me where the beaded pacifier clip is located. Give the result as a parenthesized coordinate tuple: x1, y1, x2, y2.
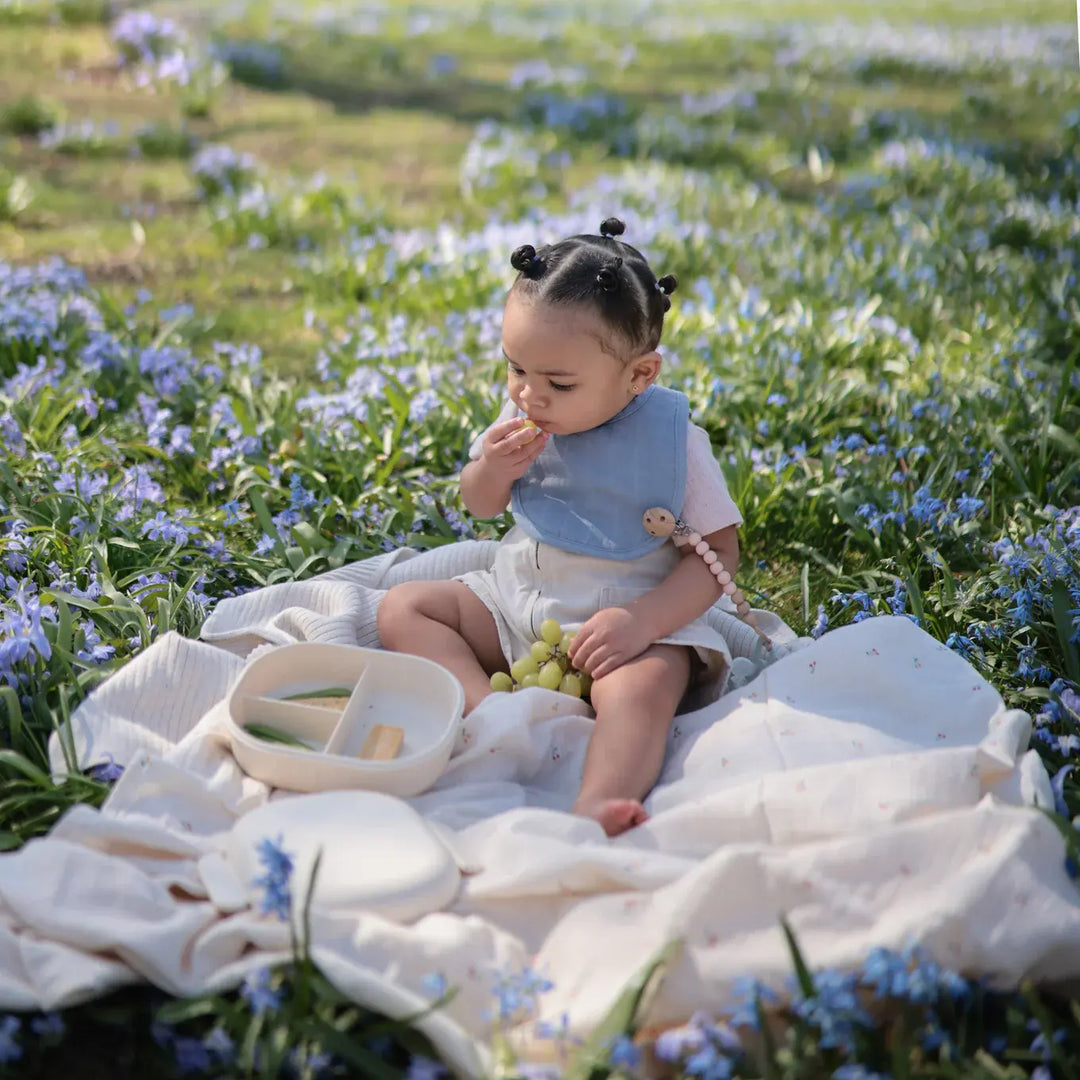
(642, 507, 772, 649)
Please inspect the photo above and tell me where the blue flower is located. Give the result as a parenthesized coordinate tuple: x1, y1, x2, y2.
(203, 1026, 234, 1061)
(88, 753, 124, 783)
(405, 1054, 446, 1080)
(240, 967, 282, 1015)
(0, 1016, 21, 1064)
(29, 1012, 64, 1039)
(607, 1033, 640, 1070)
(253, 834, 294, 920)
(172, 1035, 211, 1075)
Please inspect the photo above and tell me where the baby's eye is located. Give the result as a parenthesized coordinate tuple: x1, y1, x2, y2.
(550, 381, 574, 392)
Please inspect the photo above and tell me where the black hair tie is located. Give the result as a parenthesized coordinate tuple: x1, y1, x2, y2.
(510, 244, 543, 275)
(595, 256, 623, 292)
(599, 217, 626, 238)
(656, 274, 678, 295)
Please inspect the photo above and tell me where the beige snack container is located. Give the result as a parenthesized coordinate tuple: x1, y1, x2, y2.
(225, 643, 464, 796)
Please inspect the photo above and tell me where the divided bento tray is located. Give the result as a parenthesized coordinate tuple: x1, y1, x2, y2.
(225, 643, 465, 797)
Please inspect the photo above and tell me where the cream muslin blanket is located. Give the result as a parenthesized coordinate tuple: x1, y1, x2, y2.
(0, 540, 1073, 1076)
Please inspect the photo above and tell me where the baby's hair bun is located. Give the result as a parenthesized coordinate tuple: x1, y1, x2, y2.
(656, 274, 678, 295)
(510, 244, 542, 275)
(595, 256, 623, 292)
(599, 217, 626, 238)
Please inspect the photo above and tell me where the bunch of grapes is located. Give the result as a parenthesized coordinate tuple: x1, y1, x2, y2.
(489, 619, 592, 700)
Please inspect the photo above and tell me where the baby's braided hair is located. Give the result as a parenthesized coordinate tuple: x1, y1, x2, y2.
(509, 217, 677, 359)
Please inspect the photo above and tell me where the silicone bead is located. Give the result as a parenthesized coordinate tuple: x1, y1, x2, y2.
(703, 551, 718, 565)
(737, 601, 751, 615)
(709, 562, 724, 576)
(687, 532, 701, 546)
(722, 581, 737, 595)
(731, 590, 744, 605)
(717, 570, 731, 585)
(695, 540, 709, 555)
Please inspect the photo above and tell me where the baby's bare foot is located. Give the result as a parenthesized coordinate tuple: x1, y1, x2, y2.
(577, 798, 649, 837)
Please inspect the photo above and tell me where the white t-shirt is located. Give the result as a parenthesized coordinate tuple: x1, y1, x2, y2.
(468, 399, 743, 538)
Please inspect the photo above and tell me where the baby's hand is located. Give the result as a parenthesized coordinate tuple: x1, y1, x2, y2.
(568, 606, 653, 680)
(479, 416, 549, 482)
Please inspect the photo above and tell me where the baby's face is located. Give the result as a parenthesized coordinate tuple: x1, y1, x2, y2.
(501, 293, 646, 436)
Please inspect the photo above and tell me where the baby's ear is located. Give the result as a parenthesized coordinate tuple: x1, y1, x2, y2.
(631, 350, 662, 387)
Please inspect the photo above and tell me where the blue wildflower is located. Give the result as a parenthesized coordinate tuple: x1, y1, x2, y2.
(88, 753, 124, 783)
(253, 834, 294, 919)
(0, 1016, 20, 1064)
(405, 1054, 446, 1080)
(172, 1035, 211, 1075)
(240, 967, 282, 1015)
(607, 1034, 640, 1070)
(29, 1012, 64, 1039)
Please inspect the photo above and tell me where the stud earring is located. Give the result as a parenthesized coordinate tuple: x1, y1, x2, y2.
(631, 384, 639, 392)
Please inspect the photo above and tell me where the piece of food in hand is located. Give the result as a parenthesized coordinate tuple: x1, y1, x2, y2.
(490, 671, 514, 693)
(518, 417, 539, 442)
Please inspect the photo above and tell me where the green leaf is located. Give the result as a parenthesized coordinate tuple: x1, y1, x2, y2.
(779, 917, 815, 998)
(296, 1018, 402, 1080)
(155, 995, 223, 1024)
(564, 938, 682, 1080)
(1050, 581, 1080, 685)
(0, 750, 54, 788)
(248, 487, 281, 544)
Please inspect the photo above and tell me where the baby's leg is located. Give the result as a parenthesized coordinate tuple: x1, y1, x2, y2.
(573, 643, 690, 837)
(376, 581, 507, 714)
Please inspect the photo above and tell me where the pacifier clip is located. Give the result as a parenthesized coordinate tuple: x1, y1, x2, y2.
(643, 507, 772, 649)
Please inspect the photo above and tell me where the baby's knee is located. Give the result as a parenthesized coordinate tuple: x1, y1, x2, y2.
(376, 582, 422, 644)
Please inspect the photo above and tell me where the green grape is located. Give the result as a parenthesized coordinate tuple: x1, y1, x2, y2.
(519, 673, 540, 689)
(540, 618, 563, 646)
(559, 673, 582, 698)
(530, 640, 553, 663)
(579, 672, 592, 696)
(559, 632, 576, 655)
(489, 672, 514, 693)
(538, 661, 563, 690)
(555, 653, 569, 673)
(510, 655, 539, 682)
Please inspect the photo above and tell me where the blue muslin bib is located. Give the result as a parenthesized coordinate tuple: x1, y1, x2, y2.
(510, 384, 688, 560)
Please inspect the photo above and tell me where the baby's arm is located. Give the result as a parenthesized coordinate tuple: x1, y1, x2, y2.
(460, 417, 548, 517)
(568, 525, 739, 679)
(629, 525, 739, 641)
